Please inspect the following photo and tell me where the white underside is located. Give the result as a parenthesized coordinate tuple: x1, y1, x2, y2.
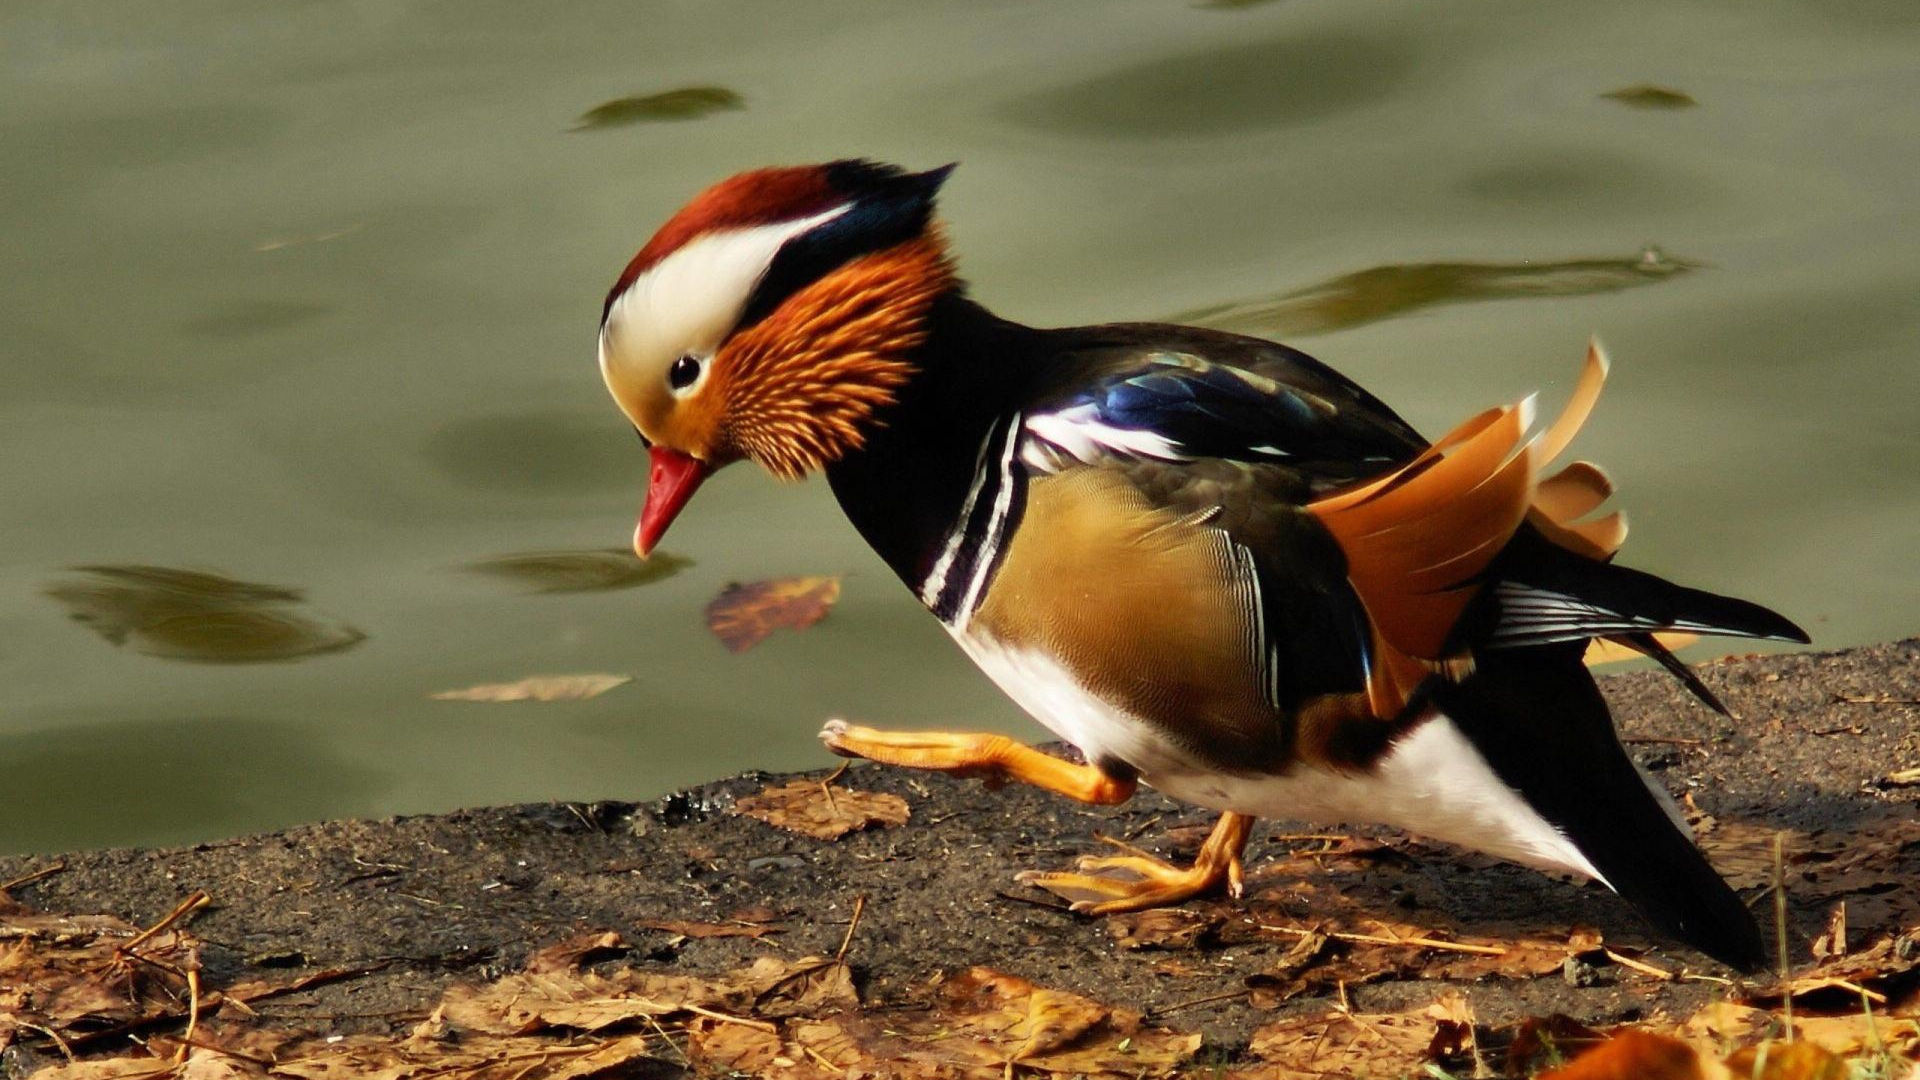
(952, 629, 1610, 886)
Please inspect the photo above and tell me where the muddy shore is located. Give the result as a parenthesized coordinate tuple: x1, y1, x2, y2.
(3, 639, 1916, 1075)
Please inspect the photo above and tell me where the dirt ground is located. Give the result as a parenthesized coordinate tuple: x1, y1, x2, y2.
(2, 639, 1916, 1077)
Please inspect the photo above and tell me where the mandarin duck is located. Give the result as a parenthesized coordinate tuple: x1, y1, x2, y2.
(596, 160, 1807, 971)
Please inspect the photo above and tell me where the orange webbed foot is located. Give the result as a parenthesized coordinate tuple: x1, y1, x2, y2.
(1016, 812, 1255, 915)
(817, 720, 1135, 804)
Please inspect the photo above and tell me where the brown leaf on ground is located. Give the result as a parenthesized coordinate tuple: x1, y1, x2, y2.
(1106, 908, 1220, 950)
(1539, 1030, 1706, 1079)
(1725, 1041, 1850, 1080)
(735, 778, 909, 840)
(793, 967, 1199, 1077)
(706, 576, 840, 653)
(438, 953, 854, 1040)
(524, 930, 626, 974)
(1742, 924, 1920, 1016)
(430, 673, 631, 703)
(1236, 1003, 1457, 1078)
(0, 906, 202, 1043)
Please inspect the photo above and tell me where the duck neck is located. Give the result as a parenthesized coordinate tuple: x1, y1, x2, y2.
(825, 292, 1043, 610)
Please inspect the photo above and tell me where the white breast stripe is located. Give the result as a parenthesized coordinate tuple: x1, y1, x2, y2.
(951, 412, 1023, 633)
(919, 420, 1002, 609)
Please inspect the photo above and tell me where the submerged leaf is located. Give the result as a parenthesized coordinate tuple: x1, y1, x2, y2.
(466, 548, 690, 594)
(734, 778, 908, 841)
(705, 576, 841, 653)
(1172, 248, 1698, 338)
(44, 565, 364, 664)
(1602, 84, 1699, 110)
(570, 86, 744, 130)
(431, 673, 632, 703)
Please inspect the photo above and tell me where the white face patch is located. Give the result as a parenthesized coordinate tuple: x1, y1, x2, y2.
(599, 205, 850, 414)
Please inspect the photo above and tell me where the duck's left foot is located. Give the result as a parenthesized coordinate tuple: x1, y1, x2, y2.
(1016, 812, 1255, 915)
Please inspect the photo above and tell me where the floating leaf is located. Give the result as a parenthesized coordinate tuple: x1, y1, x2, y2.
(431, 673, 632, 703)
(570, 86, 744, 131)
(466, 548, 690, 594)
(1602, 84, 1699, 110)
(705, 576, 840, 653)
(44, 565, 364, 664)
(1171, 248, 1697, 339)
(734, 778, 908, 841)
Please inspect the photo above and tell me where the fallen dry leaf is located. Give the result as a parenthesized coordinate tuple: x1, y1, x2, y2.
(1237, 1003, 1456, 1078)
(524, 930, 626, 974)
(1539, 1030, 1706, 1080)
(734, 778, 909, 841)
(1106, 908, 1220, 950)
(0, 905, 203, 1045)
(792, 967, 1199, 1077)
(1725, 1041, 1851, 1080)
(706, 576, 840, 653)
(431, 673, 631, 703)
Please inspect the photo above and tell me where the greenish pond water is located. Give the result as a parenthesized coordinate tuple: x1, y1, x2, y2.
(3, 1, 1916, 854)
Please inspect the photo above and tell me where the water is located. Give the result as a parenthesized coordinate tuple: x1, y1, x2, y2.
(3, 0, 1916, 854)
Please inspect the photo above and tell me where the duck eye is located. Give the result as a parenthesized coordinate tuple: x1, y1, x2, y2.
(668, 354, 702, 391)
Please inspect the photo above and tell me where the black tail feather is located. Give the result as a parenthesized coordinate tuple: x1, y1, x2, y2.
(1431, 644, 1767, 971)
(1619, 631, 1731, 717)
(1468, 528, 1811, 652)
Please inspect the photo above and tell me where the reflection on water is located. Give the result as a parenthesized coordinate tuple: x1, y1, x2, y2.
(178, 298, 331, 340)
(1002, 30, 1416, 138)
(1173, 250, 1696, 339)
(466, 548, 691, 594)
(45, 566, 365, 664)
(422, 410, 637, 496)
(0, 716, 390, 853)
(571, 87, 745, 131)
(1600, 85, 1699, 110)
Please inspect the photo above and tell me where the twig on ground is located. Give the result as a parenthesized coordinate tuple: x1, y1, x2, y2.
(1604, 949, 1674, 981)
(0, 861, 68, 895)
(836, 894, 867, 964)
(1256, 921, 1507, 957)
(1145, 989, 1249, 1019)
